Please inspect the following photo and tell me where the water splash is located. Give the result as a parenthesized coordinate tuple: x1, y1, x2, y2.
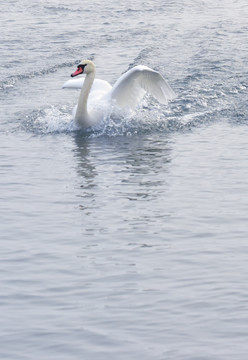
(20, 105, 76, 135)
(19, 101, 215, 138)
(20, 100, 176, 137)
(19, 87, 236, 138)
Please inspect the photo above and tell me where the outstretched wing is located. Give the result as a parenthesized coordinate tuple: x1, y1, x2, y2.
(109, 65, 176, 110)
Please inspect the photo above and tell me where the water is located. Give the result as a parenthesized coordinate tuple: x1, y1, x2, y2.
(1, 0, 248, 359)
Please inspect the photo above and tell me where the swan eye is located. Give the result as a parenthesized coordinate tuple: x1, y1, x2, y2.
(78, 64, 87, 69)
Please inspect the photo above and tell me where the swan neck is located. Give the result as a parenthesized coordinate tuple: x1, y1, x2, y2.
(76, 71, 95, 118)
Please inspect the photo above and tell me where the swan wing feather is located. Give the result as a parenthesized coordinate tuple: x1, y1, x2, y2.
(110, 65, 176, 109)
(63, 78, 112, 93)
(63, 77, 85, 89)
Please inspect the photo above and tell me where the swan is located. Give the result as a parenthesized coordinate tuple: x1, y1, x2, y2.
(63, 59, 176, 128)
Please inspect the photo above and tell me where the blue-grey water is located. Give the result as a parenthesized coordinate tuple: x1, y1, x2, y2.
(1, 1, 248, 359)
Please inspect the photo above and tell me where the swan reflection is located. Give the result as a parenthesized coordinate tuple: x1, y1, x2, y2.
(73, 133, 172, 207)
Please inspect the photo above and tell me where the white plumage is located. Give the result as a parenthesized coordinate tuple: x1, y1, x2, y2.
(63, 60, 176, 128)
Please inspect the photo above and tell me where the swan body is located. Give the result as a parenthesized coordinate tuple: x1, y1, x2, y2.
(63, 59, 176, 128)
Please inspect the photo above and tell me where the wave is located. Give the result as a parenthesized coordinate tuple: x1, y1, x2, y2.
(44, 6, 82, 13)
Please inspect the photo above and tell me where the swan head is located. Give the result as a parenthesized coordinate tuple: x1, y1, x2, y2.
(71, 59, 95, 77)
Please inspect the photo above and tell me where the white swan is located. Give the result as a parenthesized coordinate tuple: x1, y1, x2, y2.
(63, 59, 176, 128)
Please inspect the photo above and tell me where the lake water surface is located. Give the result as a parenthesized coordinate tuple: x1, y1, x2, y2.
(1, 1, 248, 359)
